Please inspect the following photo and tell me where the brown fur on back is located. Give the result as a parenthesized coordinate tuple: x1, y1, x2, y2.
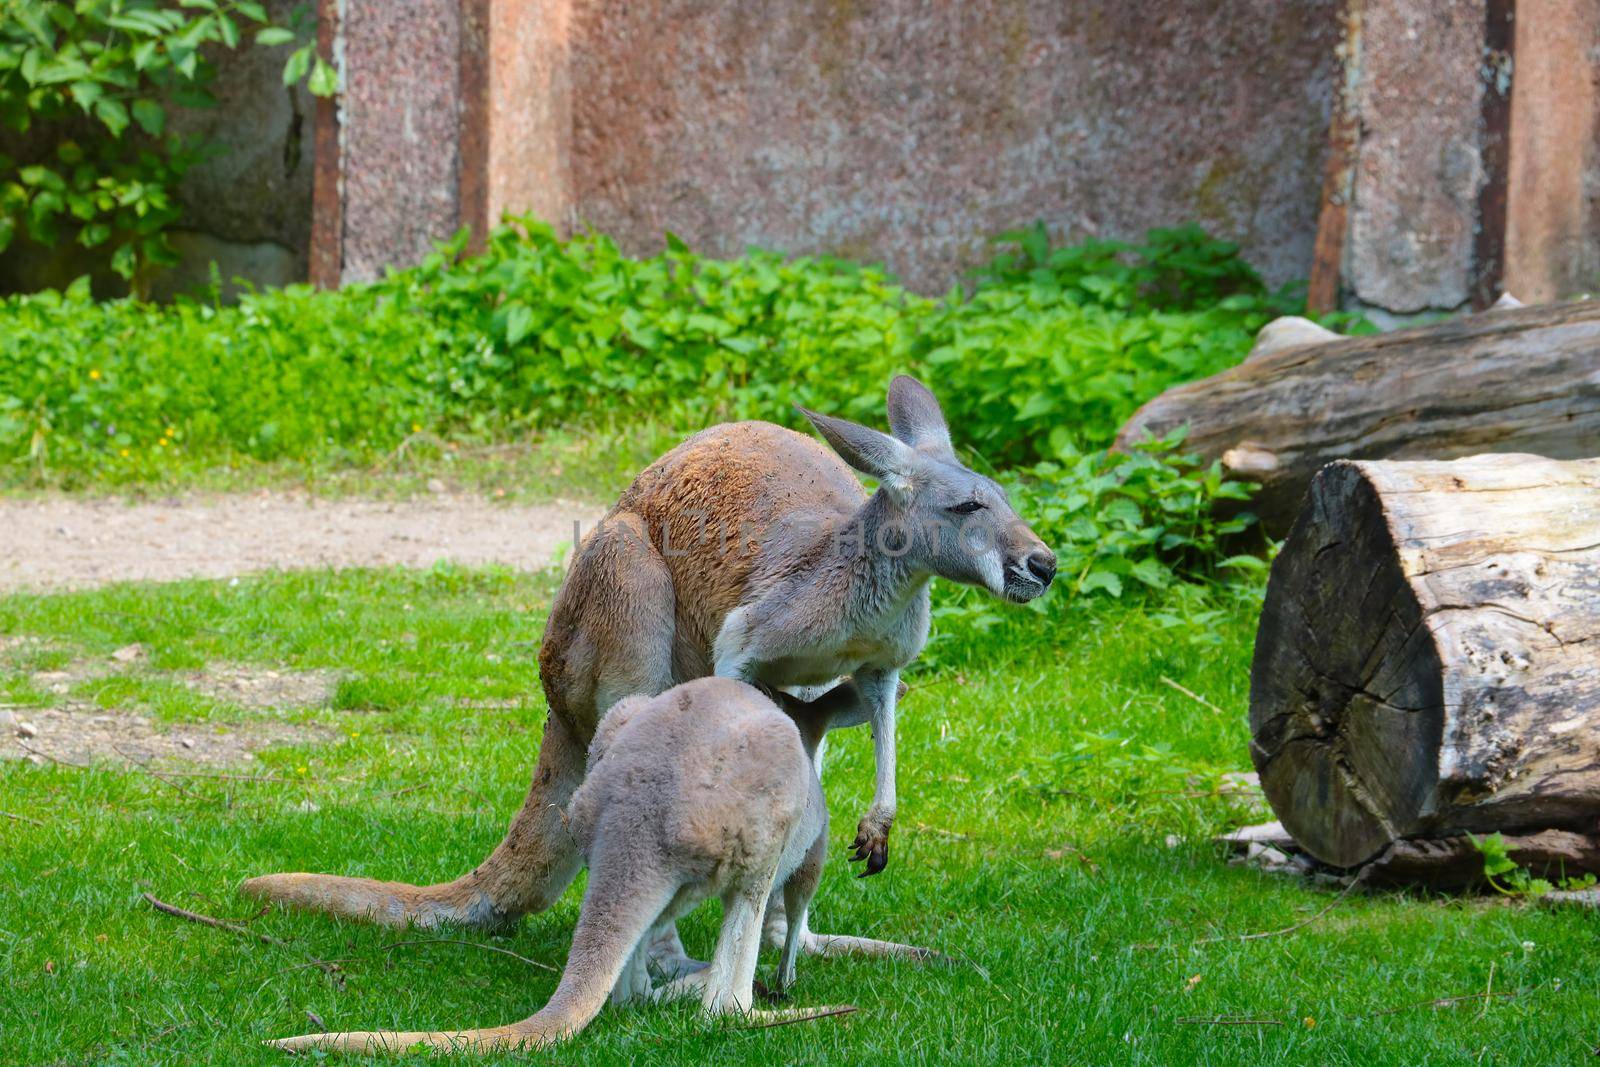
(540, 422, 864, 741)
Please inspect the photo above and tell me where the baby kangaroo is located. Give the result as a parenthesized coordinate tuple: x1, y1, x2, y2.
(267, 677, 855, 1055)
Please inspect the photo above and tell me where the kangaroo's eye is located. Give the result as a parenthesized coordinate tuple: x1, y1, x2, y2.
(949, 500, 986, 515)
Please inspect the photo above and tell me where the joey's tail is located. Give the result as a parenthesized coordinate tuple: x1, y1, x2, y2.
(264, 853, 678, 1056)
(240, 713, 586, 931)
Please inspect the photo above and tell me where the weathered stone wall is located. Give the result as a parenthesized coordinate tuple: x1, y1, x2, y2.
(154, 0, 315, 300)
(1344, 0, 1488, 316)
(560, 0, 1342, 291)
(339, 0, 467, 284)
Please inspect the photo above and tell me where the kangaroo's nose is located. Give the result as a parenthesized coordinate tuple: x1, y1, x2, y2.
(1026, 548, 1057, 586)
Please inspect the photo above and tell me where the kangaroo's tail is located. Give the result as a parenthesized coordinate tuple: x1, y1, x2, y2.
(264, 850, 677, 1055)
(240, 713, 586, 931)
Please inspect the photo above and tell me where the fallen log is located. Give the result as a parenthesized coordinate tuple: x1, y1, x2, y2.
(1115, 300, 1600, 534)
(1216, 822, 1600, 890)
(1361, 830, 1600, 890)
(1248, 454, 1600, 868)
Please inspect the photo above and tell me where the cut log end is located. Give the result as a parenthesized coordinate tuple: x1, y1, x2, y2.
(1251, 455, 1600, 868)
(1250, 461, 1444, 866)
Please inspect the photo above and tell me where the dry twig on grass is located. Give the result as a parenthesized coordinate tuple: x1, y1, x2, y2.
(1191, 869, 1371, 947)
(1159, 675, 1226, 716)
(741, 1006, 859, 1031)
(141, 892, 345, 986)
(1, 809, 45, 826)
(1370, 990, 1516, 1017)
(112, 747, 207, 800)
(381, 938, 557, 974)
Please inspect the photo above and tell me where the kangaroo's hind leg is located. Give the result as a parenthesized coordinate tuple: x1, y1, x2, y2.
(777, 832, 827, 994)
(700, 881, 774, 1016)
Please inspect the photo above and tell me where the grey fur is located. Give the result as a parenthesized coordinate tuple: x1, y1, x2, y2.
(265, 678, 851, 1055)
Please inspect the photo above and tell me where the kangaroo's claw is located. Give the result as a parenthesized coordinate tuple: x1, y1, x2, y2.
(849, 825, 889, 877)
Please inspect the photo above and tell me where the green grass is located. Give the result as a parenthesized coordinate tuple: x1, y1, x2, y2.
(2, 568, 1594, 1065)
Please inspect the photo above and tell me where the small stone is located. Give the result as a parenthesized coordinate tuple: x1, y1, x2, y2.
(111, 643, 144, 663)
(426, 478, 447, 494)
(15, 719, 38, 738)
(1542, 888, 1600, 910)
(1164, 834, 1183, 849)
(179, 738, 196, 750)
(295, 799, 321, 814)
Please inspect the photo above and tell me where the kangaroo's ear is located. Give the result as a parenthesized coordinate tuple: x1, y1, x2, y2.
(796, 405, 917, 495)
(886, 375, 954, 460)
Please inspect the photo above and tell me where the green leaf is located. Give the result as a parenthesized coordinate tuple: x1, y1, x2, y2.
(0, 217, 13, 255)
(236, 2, 269, 22)
(282, 44, 312, 86)
(131, 99, 165, 136)
(19, 165, 64, 191)
(110, 241, 137, 279)
(94, 98, 129, 137)
(1080, 570, 1123, 598)
(308, 56, 338, 97)
(217, 14, 239, 48)
(504, 303, 534, 345)
(131, 39, 160, 71)
(254, 26, 295, 46)
(77, 221, 111, 248)
(1016, 392, 1055, 419)
(68, 80, 102, 112)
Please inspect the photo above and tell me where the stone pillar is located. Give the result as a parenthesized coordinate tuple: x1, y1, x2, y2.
(1309, 0, 1600, 319)
(487, 0, 573, 232)
(308, 0, 573, 285)
(1504, 0, 1600, 303)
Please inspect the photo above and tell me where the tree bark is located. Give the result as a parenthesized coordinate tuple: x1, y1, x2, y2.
(1114, 300, 1600, 534)
(1249, 454, 1600, 868)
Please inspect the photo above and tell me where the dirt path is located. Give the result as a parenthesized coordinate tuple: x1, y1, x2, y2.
(0, 492, 605, 592)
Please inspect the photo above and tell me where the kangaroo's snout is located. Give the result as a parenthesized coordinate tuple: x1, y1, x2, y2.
(998, 531, 1054, 603)
(1025, 548, 1057, 587)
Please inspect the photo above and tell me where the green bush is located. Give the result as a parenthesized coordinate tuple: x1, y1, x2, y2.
(0, 218, 1321, 487)
(0, 0, 331, 291)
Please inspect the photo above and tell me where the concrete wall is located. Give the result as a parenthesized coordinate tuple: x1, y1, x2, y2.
(556, 0, 1342, 291)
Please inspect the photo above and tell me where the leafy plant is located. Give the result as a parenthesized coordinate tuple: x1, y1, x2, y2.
(1000, 430, 1257, 599)
(0, 217, 1330, 521)
(922, 432, 1260, 666)
(923, 226, 1306, 461)
(0, 0, 333, 292)
(1469, 832, 1599, 896)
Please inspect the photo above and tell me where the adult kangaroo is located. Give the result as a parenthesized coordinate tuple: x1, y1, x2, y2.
(242, 376, 1055, 953)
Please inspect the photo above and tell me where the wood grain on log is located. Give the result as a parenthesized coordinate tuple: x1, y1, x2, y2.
(1115, 301, 1600, 533)
(1249, 454, 1600, 867)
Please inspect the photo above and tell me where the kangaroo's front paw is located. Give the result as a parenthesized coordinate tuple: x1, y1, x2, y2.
(849, 812, 892, 877)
